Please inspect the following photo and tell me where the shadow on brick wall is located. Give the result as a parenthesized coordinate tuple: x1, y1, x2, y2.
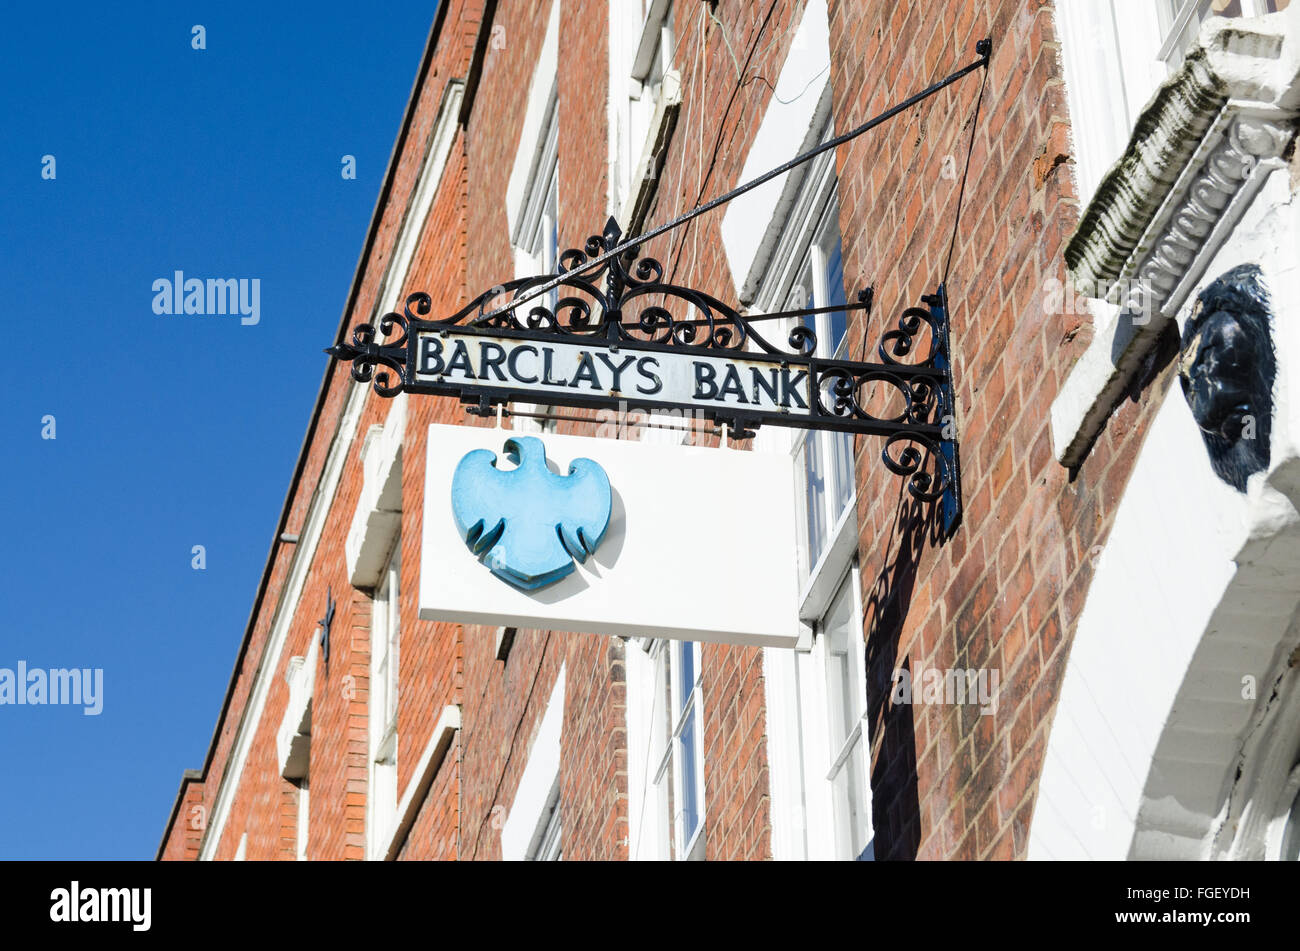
(863, 493, 939, 860)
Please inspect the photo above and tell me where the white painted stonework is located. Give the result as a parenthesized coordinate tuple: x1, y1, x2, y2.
(276, 636, 318, 781)
(345, 394, 406, 587)
(1050, 8, 1300, 468)
(1030, 163, 1300, 860)
(505, 0, 560, 245)
(719, 0, 831, 303)
(501, 667, 564, 861)
(418, 423, 800, 646)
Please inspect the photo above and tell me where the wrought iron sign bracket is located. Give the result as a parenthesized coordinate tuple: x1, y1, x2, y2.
(329, 39, 991, 540)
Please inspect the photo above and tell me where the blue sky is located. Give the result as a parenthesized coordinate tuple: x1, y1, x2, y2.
(1, 2, 435, 858)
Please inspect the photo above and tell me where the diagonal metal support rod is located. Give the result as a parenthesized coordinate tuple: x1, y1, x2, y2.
(473, 38, 991, 327)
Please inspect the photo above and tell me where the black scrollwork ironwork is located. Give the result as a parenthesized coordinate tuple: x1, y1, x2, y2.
(326, 293, 428, 398)
(327, 218, 962, 534)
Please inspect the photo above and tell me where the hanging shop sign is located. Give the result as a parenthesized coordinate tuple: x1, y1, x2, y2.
(329, 39, 992, 542)
(419, 422, 800, 646)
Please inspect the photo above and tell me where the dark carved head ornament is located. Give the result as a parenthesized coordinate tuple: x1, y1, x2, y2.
(1177, 264, 1275, 492)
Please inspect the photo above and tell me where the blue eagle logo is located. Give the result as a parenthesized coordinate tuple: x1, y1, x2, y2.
(451, 435, 612, 590)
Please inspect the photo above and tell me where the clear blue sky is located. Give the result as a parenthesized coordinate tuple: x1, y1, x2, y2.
(1, 1, 436, 859)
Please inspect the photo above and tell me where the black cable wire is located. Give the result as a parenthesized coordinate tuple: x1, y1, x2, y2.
(941, 43, 990, 291)
(472, 41, 992, 327)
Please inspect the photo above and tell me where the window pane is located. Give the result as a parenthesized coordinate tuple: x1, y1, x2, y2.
(818, 236, 853, 540)
(824, 239, 848, 354)
(824, 582, 860, 742)
(676, 642, 695, 714)
(801, 434, 828, 561)
(824, 577, 870, 860)
(830, 739, 870, 860)
(678, 704, 700, 845)
(1282, 789, 1300, 861)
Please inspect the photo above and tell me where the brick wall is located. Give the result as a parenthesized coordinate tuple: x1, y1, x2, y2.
(829, 0, 1172, 859)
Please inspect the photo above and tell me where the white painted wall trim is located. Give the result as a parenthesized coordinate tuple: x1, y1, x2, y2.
(383, 704, 461, 860)
(276, 635, 319, 780)
(501, 666, 565, 861)
(625, 641, 669, 860)
(506, 0, 560, 244)
(763, 645, 807, 859)
(1030, 162, 1300, 861)
(345, 394, 406, 587)
(719, 0, 831, 304)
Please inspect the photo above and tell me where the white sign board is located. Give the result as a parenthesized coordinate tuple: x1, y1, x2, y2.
(418, 423, 800, 646)
(413, 330, 814, 417)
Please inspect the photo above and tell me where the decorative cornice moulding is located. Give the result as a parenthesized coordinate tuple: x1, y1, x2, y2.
(1051, 11, 1300, 468)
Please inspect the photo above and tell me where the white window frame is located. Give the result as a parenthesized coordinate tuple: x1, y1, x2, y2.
(767, 562, 874, 861)
(1157, 0, 1288, 68)
(502, 667, 565, 861)
(510, 87, 560, 434)
(515, 90, 559, 277)
(609, 0, 680, 226)
(752, 122, 856, 601)
(754, 115, 874, 862)
(664, 639, 706, 860)
(1055, 1, 1167, 205)
(814, 567, 873, 860)
(505, 2, 562, 434)
(627, 637, 705, 860)
(296, 776, 309, 861)
(625, 637, 672, 860)
(366, 542, 400, 858)
(525, 778, 563, 861)
(1057, 0, 1285, 204)
(789, 207, 855, 581)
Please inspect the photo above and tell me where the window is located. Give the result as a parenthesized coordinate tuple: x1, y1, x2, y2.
(517, 91, 559, 291)
(665, 639, 706, 858)
(511, 89, 560, 434)
(755, 116, 874, 861)
(525, 779, 563, 861)
(1158, 0, 1290, 69)
(627, 638, 705, 860)
(367, 543, 400, 857)
(766, 567, 874, 861)
(821, 573, 872, 860)
(752, 120, 854, 579)
(611, 0, 679, 227)
(792, 209, 854, 573)
(296, 777, 309, 861)
(1057, 0, 1290, 201)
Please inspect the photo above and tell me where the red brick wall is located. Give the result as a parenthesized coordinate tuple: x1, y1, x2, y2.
(828, 0, 1171, 859)
(159, 778, 204, 861)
